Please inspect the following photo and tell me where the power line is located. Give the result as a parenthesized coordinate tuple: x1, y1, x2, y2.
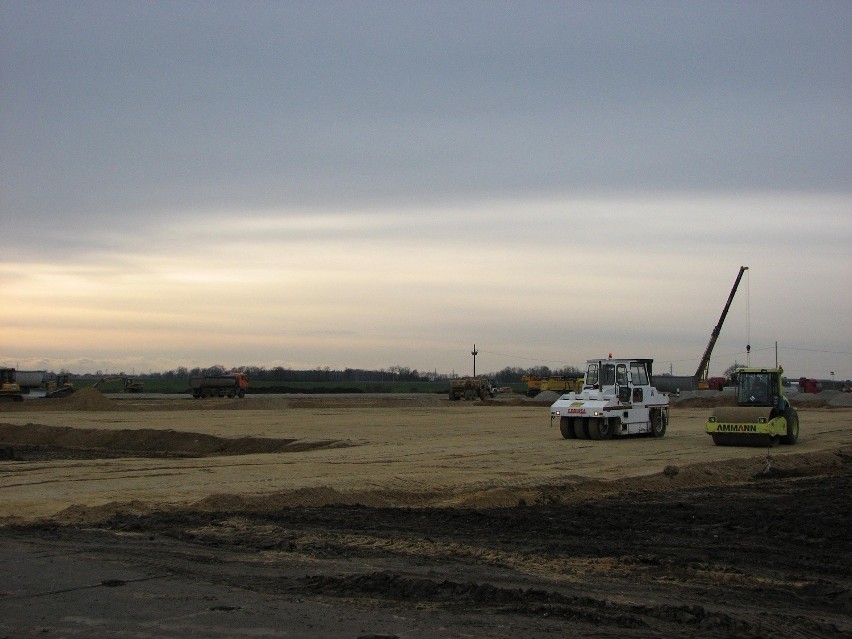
(477, 344, 850, 373)
(778, 346, 852, 356)
(477, 349, 576, 367)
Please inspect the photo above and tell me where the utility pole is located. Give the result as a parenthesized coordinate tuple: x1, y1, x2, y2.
(471, 344, 478, 377)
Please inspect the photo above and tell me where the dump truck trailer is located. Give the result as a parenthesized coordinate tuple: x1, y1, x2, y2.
(190, 373, 249, 398)
(13, 370, 47, 392)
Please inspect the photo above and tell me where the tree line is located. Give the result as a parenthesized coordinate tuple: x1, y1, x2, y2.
(78, 364, 583, 384)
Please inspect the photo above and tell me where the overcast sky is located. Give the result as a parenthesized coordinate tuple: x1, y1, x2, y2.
(2, 1, 850, 379)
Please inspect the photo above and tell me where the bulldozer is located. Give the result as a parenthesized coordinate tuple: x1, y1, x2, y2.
(0, 368, 24, 402)
(705, 367, 799, 446)
(93, 376, 144, 393)
(45, 373, 75, 398)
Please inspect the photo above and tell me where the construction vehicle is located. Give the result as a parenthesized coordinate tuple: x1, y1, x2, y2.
(190, 373, 249, 398)
(44, 374, 75, 398)
(0, 368, 24, 402)
(523, 375, 584, 396)
(12, 371, 77, 398)
(550, 358, 669, 439)
(448, 377, 496, 401)
(695, 266, 748, 389)
(541, 376, 584, 394)
(706, 367, 799, 446)
(522, 375, 543, 397)
(14, 370, 47, 393)
(798, 377, 822, 394)
(93, 376, 144, 393)
(706, 376, 729, 391)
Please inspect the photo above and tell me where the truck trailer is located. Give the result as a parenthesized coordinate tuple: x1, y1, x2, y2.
(190, 373, 249, 398)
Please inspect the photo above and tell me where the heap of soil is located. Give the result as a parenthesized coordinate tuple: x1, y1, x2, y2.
(0, 423, 349, 460)
(0, 387, 117, 413)
(56, 387, 115, 410)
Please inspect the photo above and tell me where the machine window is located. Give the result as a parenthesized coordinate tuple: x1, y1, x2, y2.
(630, 363, 649, 385)
(586, 364, 598, 386)
(738, 373, 771, 405)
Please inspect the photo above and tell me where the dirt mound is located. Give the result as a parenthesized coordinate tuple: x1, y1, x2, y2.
(0, 423, 350, 460)
(532, 390, 561, 403)
(0, 386, 117, 412)
(825, 391, 852, 407)
(56, 386, 115, 410)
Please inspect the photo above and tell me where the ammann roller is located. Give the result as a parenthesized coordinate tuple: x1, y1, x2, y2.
(706, 367, 799, 446)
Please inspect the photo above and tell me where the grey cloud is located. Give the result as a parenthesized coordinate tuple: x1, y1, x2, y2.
(2, 1, 850, 251)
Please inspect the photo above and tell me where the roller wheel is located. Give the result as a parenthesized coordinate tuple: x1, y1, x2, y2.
(588, 419, 601, 440)
(651, 409, 667, 438)
(559, 417, 576, 439)
(712, 433, 743, 446)
(588, 419, 612, 440)
(713, 432, 774, 447)
(573, 417, 590, 439)
(781, 408, 799, 445)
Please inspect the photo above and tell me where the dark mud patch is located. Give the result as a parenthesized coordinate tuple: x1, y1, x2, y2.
(0, 423, 350, 461)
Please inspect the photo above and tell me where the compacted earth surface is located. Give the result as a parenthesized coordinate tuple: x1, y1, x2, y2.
(0, 389, 850, 638)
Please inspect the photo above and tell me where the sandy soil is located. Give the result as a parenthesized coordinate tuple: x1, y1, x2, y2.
(1, 390, 850, 638)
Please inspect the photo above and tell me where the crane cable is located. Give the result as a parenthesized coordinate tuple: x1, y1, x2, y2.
(746, 268, 751, 366)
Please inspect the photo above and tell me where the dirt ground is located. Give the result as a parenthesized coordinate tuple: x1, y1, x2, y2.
(1, 389, 850, 638)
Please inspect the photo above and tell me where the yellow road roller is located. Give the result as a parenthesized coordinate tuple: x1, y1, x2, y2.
(706, 367, 799, 446)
